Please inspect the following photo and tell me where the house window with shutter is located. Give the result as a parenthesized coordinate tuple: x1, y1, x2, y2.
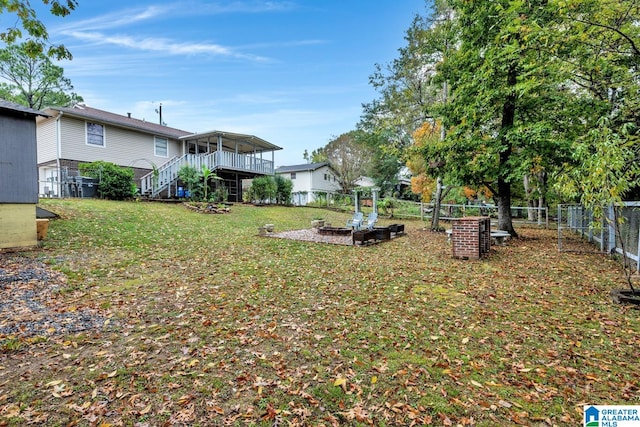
(155, 136, 168, 157)
(86, 122, 105, 147)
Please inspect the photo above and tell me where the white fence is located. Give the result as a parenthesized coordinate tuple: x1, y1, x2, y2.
(384, 201, 549, 228)
(558, 202, 640, 270)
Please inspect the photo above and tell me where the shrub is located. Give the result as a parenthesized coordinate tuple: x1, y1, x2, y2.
(177, 165, 203, 200)
(248, 176, 277, 203)
(274, 175, 293, 205)
(79, 161, 136, 200)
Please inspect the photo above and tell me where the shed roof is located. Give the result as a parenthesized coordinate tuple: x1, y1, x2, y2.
(0, 99, 49, 118)
(45, 104, 192, 139)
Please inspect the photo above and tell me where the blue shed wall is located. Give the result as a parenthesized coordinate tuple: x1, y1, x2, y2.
(0, 113, 39, 203)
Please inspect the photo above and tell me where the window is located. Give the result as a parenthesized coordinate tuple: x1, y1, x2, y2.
(86, 122, 104, 147)
(155, 136, 168, 157)
(324, 173, 328, 181)
(290, 172, 296, 179)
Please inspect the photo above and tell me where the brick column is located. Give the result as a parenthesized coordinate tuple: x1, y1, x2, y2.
(451, 216, 491, 260)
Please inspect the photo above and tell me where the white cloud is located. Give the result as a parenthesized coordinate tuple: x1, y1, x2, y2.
(65, 31, 269, 61)
(56, 5, 174, 32)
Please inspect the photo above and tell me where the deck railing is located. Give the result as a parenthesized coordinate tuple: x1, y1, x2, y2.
(140, 151, 274, 198)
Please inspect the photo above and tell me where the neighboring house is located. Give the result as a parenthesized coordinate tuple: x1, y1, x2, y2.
(275, 162, 341, 205)
(0, 99, 48, 249)
(36, 104, 281, 201)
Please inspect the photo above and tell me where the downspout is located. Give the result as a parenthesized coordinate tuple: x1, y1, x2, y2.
(56, 111, 63, 198)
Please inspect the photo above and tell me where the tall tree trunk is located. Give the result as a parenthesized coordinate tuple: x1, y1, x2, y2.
(496, 64, 518, 237)
(431, 177, 444, 230)
(496, 178, 517, 236)
(537, 171, 546, 225)
(523, 174, 536, 221)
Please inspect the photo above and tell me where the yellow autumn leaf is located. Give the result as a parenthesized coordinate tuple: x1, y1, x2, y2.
(333, 377, 347, 387)
(371, 376, 378, 384)
(470, 380, 484, 388)
(45, 380, 63, 387)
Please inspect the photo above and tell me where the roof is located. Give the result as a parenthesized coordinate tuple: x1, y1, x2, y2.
(275, 162, 333, 173)
(0, 99, 49, 118)
(182, 129, 282, 154)
(45, 104, 192, 139)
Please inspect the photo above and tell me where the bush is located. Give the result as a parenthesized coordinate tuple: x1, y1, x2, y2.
(378, 197, 397, 217)
(274, 175, 293, 205)
(248, 176, 277, 203)
(79, 161, 136, 200)
(177, 165, 203, 200)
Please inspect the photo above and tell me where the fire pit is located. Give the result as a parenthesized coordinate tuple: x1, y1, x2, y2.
(317, 226, 352, 236)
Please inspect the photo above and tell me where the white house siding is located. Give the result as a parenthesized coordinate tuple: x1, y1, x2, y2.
(310, 167, 340, 193)
(58, 117, 85, 160)
(55, 116, 181, 168)
(37, 114, 182, 196)
(36, 117, 57, 164)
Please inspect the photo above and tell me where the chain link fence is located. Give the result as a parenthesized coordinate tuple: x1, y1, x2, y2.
(558, 202, 640, 270)
(38, 166, 100, 198)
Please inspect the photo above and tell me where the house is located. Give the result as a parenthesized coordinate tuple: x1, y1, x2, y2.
(275, 162, 341, 205)
(0, 99, 48, 249)
(36, 104, 281, 201)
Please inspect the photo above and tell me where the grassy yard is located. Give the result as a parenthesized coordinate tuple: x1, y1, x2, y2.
(1, 199, 638, 426)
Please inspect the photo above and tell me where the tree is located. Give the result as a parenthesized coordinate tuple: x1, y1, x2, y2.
(552, 0, 640, 293)
(0, 42, 82, 109)
(1, 0, 77, 59)
(274, 174, 293, 205)
(360, 0, 457, 228)
(554, 0, 640, 211)
(309, 147, 327, 163)
(409, 121, 455, 230)
(248, 176, 277, 204)
(178, 165, 202, 200)
(323, 130, 373, 193)
(434, 0, 574, 236)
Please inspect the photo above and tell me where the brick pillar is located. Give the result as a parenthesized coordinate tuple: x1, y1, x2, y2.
(451, 217, 491, 260)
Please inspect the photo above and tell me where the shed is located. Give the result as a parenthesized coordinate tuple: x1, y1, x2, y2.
(0, 99, 49, 249)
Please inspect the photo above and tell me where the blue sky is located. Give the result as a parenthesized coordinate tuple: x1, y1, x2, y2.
(40, 1, 428, 166)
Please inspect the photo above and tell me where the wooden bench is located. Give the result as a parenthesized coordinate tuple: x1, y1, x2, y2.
(352, 229, 377, 245)
(388, 223, 405, 236)
(373, 227, 391, 241)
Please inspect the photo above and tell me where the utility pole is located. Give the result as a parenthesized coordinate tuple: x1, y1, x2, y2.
(155, 103, 163, 125)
